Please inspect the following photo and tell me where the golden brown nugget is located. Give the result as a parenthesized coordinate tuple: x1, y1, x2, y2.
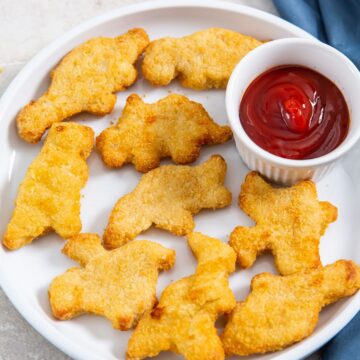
(96, 93, 232, 172)
(142, 28, 262, 89)
(3, 123, 94, 250)
(49, 234, 175, 330)
(103, 155, 232, 249)
(17, 28, 149, 143)
(127, 232, 236, 360)
(229, 172, 337, 275)
(222, 260, 360, 356)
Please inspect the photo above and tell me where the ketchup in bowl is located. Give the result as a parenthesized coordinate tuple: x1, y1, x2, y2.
(239, 66, 350, 160)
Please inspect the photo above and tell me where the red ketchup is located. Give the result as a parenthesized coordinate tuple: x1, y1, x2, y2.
(239, 66, 350, 159)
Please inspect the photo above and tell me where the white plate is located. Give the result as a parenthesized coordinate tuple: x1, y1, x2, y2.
(0, 1, 359, 360)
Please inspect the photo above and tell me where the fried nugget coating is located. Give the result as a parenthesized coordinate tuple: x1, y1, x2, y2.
(49, 233, 175, 330)
(103, 155, 232, 249)
(3, 123, 94, 250)
(229, 172, 337, 275)
(127, 232, 236, 360)
(142, 28, 262, 89)
(222, 260, 360, 356)
(96, 93, 232, 172)
(17, 28, 149, 143)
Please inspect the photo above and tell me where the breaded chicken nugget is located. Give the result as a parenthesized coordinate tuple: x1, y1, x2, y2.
(127, 232, 236, 360)
(103, 155, 232, 249)
(3, 123, 94, 250)
(17, 28, 149, 143)
(222, 260, 360, 356)
(229, 172, 337, 275)
(49, 234, 175, 330)
(142, 28, 262, 89)
(96, 93, 232, 172)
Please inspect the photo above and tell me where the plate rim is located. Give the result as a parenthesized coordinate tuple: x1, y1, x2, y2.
(0, 1, 358, 360)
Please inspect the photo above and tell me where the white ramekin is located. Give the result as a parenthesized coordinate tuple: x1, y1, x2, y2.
(226, 38, 360, 185)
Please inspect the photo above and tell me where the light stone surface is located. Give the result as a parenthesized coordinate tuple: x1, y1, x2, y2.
(0, 0, 320, 359)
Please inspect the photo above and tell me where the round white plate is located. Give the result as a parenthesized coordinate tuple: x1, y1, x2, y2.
(0, 1, 359, 360)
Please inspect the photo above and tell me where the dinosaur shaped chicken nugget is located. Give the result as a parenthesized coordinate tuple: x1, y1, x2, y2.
(103, 155, 232, 249)
(17, 28, 149, 143)
(96, 93, 232, 172)
(142, 28, 262, 89)
(229, 172, 337, 275)
(49, 233, 175, 330)
(3, 123, 94, 250)
(222, 260, 360, 356)
(127, 232, 236, 360)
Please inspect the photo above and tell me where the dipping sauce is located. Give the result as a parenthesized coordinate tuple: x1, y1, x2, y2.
(239, 66, 350, 159)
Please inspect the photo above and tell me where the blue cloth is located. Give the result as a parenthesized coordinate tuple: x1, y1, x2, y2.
(273, 0, 360, 69)
(321, 312, 360, 359)
(272, 2, 360, 359)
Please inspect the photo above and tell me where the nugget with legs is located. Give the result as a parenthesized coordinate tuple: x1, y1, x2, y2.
(3, 123, 94, 250)
(222, 260, 360, 356)
(49, 233, 175, 330)
(230, 172, 337, 275)
(17, 28, 149, 143)
(96, 93, 232, 172)
(142, 28, 262, 89)
(103, 155, 232, 249)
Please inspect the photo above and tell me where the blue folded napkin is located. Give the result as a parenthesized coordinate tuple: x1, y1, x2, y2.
(321, 312, 360, 359)
(274, 0, 360, 69)
(273, 1, 360, 359)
